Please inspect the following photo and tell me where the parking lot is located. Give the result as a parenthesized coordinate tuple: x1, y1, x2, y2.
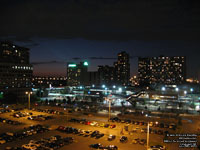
(0, 105, 199, 150)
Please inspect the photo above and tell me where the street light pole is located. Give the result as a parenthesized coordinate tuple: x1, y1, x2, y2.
(66, 110, 68, 124)
(26, 92, 32, 110)
(147, 122, 150, 150)
(28, 93, 30, 110)
(108, 99, 111, 121)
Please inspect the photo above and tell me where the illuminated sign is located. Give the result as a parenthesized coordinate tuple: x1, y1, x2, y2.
(83, 61, 88, 66)
(68, 64, 77, 67)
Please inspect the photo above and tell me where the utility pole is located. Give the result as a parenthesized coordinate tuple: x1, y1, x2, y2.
(147, 122, 150, 150)
(109, 99, 111, 121)
(25, 91, 32, 110)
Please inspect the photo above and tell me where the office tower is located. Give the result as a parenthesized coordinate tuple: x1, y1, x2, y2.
(114, 51, 130, 85)
(66, 61, 89, 86)
(0, 41, 33, 101)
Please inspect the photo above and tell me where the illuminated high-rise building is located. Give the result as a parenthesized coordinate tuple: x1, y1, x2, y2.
(114, 51, 130, 85)
(66, 61, 89, 86)
(0, 41, 33, 100)
(138, 56, 186, 86)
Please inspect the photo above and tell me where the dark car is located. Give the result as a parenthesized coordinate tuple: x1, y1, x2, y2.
(105, 145, 118, 150)
(139, 139, 146, 145)
(139, 122, 144, 126)
(89, 143, 103, 149)
(91, 131, 100, 137)
(164, 124, 169, 128)
(134, 121, 139, 125)
(150, 145, 166, 150)
(57, 126, 65, 132)
(96, 133, 104, 139)
(104, 124, 110, 128)
(108, 135, 116, 141)
(160, 123, 164, 128)
(120, 136, 128, 143)
(157, 130, 163, 135)
(111, 117, 121, 122)
(64, 137, 74, 143)
(125, 119, 131, 124)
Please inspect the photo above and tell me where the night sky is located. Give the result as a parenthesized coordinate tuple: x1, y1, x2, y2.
(0, 0, 200, 79)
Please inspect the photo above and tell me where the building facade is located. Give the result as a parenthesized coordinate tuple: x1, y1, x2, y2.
(114, 51, 130, 85)
(88, 71, 99, 85)
(98, 65, 115, 86)
(0, 41, 33, 100)
(138, 56, 186, 86)
(66, 62, 89, 86)
(32, 76, 67, 88)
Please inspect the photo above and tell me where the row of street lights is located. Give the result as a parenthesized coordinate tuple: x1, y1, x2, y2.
(161, 87, 194, 95)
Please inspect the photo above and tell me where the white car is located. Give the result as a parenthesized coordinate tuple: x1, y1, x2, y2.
(90, 121, 97, 126)
(22, 144, 37, 150)
(141, 128, 145, 133)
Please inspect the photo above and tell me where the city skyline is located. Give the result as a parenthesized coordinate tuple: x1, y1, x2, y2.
(1, 40, 200, 80)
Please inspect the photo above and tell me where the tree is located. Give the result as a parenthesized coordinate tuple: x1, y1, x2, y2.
(121, 101, 125, 107)
(3, 92, 18, 104)
(30, 94, 40, 103)
(62, 99, 66, 104)
(157, 106, 160, 111)
(53, 99, 57, 104)
(45, 99, 48, 104)
(67, 96, 71, 104)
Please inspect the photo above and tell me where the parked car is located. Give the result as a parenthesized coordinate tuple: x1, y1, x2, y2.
(108, 135, 116, 141)
(120, 136, 128, 143)
(110, 124, 116, 129)
(139, 139, 146, 145)
(132, 138, 140, 144)
(149, 145, 166, 150)
(89, 143, 103, 149)
(105, 145, 118, 150)
(96, 133, 104, 139)
(104, 124, 110, 128)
